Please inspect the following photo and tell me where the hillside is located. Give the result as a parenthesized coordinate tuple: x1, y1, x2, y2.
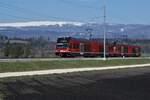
(0, 21, 149, 41)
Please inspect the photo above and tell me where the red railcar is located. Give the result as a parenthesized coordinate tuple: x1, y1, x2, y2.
(55, 37, 141, 57)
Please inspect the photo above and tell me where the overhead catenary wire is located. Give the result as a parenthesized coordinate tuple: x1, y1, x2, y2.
(0, 0, 104, 22)
(57, 0, 102, 10)
(0, 1, 67, 21)
(0, 11, 36, 22)
(0, 0, 131, 24)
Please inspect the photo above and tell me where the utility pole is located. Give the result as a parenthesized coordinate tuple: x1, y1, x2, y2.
(86, 28, 93, 40)
(103, 5, 106, 60)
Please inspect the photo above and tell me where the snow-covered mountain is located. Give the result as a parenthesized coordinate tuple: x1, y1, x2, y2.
(0, 21, 85, 27)
(0, 21, 150, 41)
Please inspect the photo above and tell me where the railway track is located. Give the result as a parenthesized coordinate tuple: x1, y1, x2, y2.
(0, 57, 149, 62)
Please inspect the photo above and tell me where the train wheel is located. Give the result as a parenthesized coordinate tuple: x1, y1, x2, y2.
(59, 53, 64, 57)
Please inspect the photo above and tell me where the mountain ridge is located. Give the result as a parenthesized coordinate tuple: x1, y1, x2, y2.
(0, 21, 149, 41)
(0, 21, 85, 27)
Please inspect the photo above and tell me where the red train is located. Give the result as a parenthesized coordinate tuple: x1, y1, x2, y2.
(55, 37, 141, 57)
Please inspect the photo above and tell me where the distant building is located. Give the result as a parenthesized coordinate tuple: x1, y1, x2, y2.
(7, 40, 29, 44)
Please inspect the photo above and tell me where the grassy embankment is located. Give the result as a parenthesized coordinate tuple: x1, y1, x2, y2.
(0, 59, 149, 73)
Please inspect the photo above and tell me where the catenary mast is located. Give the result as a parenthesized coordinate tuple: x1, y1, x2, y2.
(103, 2, 106, 60)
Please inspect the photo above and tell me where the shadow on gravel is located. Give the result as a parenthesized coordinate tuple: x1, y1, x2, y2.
(0, 72, 150, 100)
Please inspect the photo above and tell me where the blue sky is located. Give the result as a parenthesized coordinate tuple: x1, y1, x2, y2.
(0, 0, 149, 24)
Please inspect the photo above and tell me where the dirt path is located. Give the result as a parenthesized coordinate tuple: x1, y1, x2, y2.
(0, 63, 150, 78)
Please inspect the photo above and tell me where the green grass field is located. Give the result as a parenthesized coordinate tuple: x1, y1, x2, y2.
(0, 59, 150, 73)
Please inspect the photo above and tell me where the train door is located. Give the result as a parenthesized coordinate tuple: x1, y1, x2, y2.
(124, 46, 128, 56)
(133, 47, 140, 57)
(80, 43, 84, 55)
(121, 46, 124, 56)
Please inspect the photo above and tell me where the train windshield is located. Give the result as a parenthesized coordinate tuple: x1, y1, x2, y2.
(56, 37, 70, 48)
(57, 37, 70, 43)
(56, 43, 69, 48)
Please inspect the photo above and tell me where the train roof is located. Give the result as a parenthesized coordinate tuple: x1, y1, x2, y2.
(57, 37, 102, 42)
(57, 37, 141, 47)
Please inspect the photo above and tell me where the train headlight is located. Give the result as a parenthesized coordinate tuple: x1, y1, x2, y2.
(60, 50, 65, 52)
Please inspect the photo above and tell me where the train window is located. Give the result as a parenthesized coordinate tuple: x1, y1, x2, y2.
(57, 37, 70, 43)
(84, 44, 90, 52)
(118, 47, 121, 52)
(56, 43, 69, 48)
(76, 44, 79, 49)
(135, 48, 139, 53)
(121, 46, 124, 53)
(73, 44, 79, 49)
(73, 44, 76, 49)
(132, 48, 136, 53)
(124, 47, 128, 53)
(69, 43, 72, 48)
(132, 48, 139, 53)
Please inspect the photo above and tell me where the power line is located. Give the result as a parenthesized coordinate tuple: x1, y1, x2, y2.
(57, 0, 101, 10)
(0, 10, 36, 22)
(0, 4, 40, 21)
(0, 1, 69, 21)
(108, 15, 136, 24)
(0, 1, 104, 22)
